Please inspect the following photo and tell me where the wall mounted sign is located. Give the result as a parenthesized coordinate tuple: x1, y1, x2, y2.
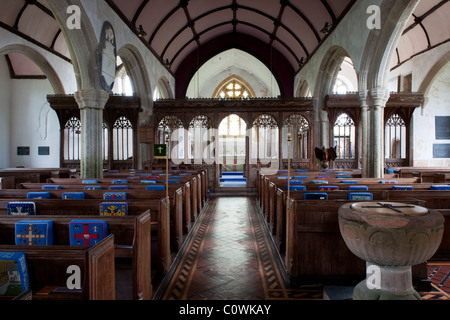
(98, 21, 117, 93)
(433, 144, 450, 159)
(38, 146, 50, 156)
(17, 146, 30, 156)
(435, 116, 450, 140)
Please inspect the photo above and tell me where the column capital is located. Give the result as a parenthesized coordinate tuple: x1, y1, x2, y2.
(367, 88, 390, 107)
(74, 89, 110, 110)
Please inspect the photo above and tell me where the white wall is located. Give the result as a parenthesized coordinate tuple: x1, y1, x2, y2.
(412, 62, 450, 167)
(0, 56, 11, 168)
(9, 78, 60, 168)
(388, 42, 450, 167)
(186, 49, 281, 98)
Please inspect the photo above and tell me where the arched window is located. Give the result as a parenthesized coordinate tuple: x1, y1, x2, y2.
(252, 114, 279, 160)
(333, 113, 356, 159)
(64, 117, 81, 161)
(158, 115, 184, 160)
(113, 58, 133, 96)
(113, 116, 133, 160)
(283, 114, 310, 159)
(102, 122, 109, 161)
(189, 115, 213, 160)
(214, 78, 254, 99)
(385, 113, 406, 159)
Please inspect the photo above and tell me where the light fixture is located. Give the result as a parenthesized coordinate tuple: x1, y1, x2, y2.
(138, 25, 147, 38)
(320, 22, 330, 35)
(299, 57, 305, 68)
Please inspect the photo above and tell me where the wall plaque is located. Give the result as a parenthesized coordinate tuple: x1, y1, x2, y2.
(38, 146, 50, 156)
(17, 147, 30, 156)
(98, 21, 117, 93)
(433, 144, 450, 159)
(435, 116, 450, 140)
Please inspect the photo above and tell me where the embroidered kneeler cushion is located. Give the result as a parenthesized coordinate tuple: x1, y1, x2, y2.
(310, 180, 328, 184)
(62, 192, 86, 200)
(380, 180, 398, 184)
(84, 185, 103, 190)
(15, 220, 53, 246)
(166, 179, 182, 184)
(82, 179, 99, 184)
(111, 179, 128, 185)
(348, 192, 373, 200)
(319, 186, 339, 191)
(290, 180, 304, 185)
(69, 220, 108, 246)
(430, 185, 450, 190)
(392, 186, 413, 191)
(7, 202, 36, 216)
(304, 193, 328, 200)
(348, 185, 368, 191)
(289, 185, 306, 191)
(0, 251, 30, 296)
(145, 185, 165, 191)
(109, 185, 129, 190)
(340, 180, 358, 184)
(103, 192, 127, 200)
(26, 192, 51, 199)
(100, 202, 128, 216)
(141, 179, 158, 184)
(42, 185, 61, 190)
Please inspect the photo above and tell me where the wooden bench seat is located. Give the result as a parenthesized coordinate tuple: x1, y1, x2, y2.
(0, 212, 152, 300)
(0, 234, 115, 300)
(0, 198, 172, 276)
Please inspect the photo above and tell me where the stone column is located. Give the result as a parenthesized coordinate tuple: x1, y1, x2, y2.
(74, 90, 110, 179)
(358, 91, 369, 178)
(367, 88, 390, 178)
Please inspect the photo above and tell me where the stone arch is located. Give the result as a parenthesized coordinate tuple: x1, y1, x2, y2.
(0, 44, 65, 94)
(313, 45, 354, 149)
(46, 0, 103, 92)
(418, 51, 450, 98)
(360, 0, 420, 92)
(117, 44, 153, 119)
(295, 78, 312, 98)
(154, 76, 174, 99)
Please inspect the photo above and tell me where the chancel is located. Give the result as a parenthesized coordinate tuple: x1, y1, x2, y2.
(0, 0, 449, 304)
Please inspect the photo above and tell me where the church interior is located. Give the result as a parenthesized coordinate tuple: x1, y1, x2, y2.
(0, 0, 449, 306)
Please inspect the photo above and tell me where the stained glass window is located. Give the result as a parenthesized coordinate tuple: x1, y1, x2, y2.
(218, 80, 250, 99)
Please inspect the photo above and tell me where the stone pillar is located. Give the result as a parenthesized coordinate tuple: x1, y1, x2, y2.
(358, 91, 369, 178)
(74, 90, 110, 179)
(367, 88, 389, 178)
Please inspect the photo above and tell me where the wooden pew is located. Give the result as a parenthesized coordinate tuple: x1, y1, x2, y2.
(0, 198, 172, 275)
(5, 185, 192, 253)
(432, 209, 450, 261)
(284, 199, 429, 289)
(0, 212, 152, 300)
(0, 234, 115, 300)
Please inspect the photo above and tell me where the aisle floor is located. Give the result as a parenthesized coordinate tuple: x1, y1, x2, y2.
(157, 196, 450, 301)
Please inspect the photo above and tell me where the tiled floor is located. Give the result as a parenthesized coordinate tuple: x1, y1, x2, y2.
(160, 196, 289, 300)
(158, 196, 450, 301)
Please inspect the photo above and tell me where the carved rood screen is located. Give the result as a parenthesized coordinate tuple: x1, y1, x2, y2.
(153, 98, 315, 170)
